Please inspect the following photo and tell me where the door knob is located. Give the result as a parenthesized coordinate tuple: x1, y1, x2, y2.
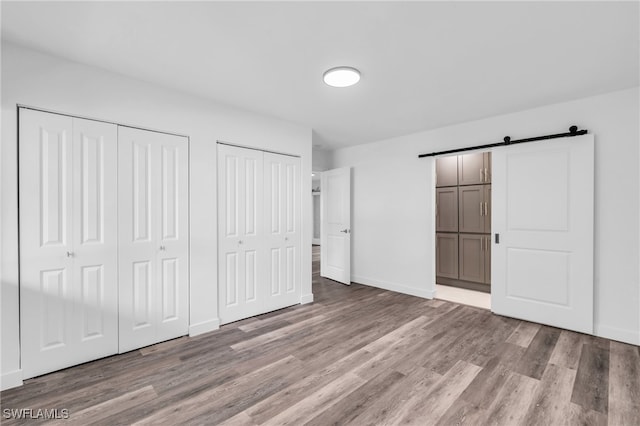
(66, 251, 74, 258)
(238, 240, 243, 245)
(340, 229, 350, 234)
(159, 246, 166, 251)
(285, 237, 289, 241)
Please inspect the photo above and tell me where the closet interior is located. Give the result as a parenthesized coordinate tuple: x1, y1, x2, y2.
(435, 152, 492, 293)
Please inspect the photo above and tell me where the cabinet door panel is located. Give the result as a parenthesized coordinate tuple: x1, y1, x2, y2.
(436, 156, 458, 187)
(459, 185, 485, 233)
(459, 234, 485, 283)
(458, 153, 484, 185)
(436, 233, 459, 279)
(436, 187, 458, 232)
(483, 152, 492, 183)
(484, 184, 491, 233)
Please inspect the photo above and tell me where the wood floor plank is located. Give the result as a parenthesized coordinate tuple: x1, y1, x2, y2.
(387, 360, 482, 425)
(483, 371, 540, 426)
(521, 363, 577, 425)
(514, 326, 561, 379)
(505, 321, 541, 348)
(571, 343, 609, 414)
(549, 330, 585, 370)
(608, 341, 640, 426)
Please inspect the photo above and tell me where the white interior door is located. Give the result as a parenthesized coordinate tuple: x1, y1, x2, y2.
(492, 135, 594, 334)
(20, 110, 118, 379)
(218, 144, 265, 324)
(264, 152, 301, 311)
(118, 126, 189, 352)
(321, 167, 351, 284)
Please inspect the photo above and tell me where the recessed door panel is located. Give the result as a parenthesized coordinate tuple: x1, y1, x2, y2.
(436, 156, 458, 187)
(458, 152, 485, 185)
(133, 142, 152, 242)
(459, 234, 485, 283)
(436, 187, 458, 232)
(133, 261, 152, 329)
(41, 268, 68, 349)
(226, 252, 238, 306)
(271, 248, 282, 296)
(436, 233, 458, 280)
(270, 162, 281, 234)
(41, 128, 69, 247)
(80, 265, 104, 340)
(161, 146, 179, 240)
(161, 258, 179, 321)
(245, 158, 258, 236)
(80, 132, 104, 244)
(286, 246, 295, 293)
(245, 251, 257, 302)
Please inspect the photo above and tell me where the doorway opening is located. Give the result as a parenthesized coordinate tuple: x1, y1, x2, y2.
(435, 151, 491, 309)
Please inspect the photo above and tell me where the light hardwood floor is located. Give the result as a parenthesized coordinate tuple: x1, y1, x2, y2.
(2, 246, 639, 425)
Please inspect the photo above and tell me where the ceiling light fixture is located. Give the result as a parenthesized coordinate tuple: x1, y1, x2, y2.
(323, 66, 361, 88)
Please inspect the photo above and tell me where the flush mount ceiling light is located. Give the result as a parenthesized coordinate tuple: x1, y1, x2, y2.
(323, 66, 361, 87)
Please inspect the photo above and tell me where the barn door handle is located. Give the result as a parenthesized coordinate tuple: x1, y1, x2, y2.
(495, 234, 500, 244)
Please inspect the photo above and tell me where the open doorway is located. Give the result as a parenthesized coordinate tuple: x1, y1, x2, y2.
(435, 152, 491, 309)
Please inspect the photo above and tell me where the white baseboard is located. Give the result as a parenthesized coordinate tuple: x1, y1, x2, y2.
(1, 369, 23, 391)
(189, 318, 220, 337)
(300, 293, 314, 304)
(351, 275, 435, 299)
(595, 324, 640, 346)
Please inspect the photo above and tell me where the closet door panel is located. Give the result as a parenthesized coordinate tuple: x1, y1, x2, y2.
(459, 185, 485, 233)
(264, 152, 301, 311)
(72, 118, 118, 356)
(118, 127, 158, 352)
(156, 133, 189, 341)
(218, 144, 264, 324)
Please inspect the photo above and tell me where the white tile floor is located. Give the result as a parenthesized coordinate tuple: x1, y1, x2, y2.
(435, 284, 491, 310)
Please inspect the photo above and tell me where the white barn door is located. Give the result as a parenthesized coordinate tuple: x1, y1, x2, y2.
(20, 110, 118, 379)
(118, 126, 189, 353)
(492, 135, 594, 334)
(321, 167, 351, 284)
(218, 144, 265, 324)
(264, 152, 301, 311)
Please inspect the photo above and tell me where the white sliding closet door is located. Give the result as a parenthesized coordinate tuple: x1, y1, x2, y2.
(264, 152, 301, 311)
(20, 109, 118, 379)
(118, 126, 189, 353)
(218, 144, 265, 324)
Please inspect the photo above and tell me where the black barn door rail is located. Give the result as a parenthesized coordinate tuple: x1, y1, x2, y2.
(418, 126, 588, 158)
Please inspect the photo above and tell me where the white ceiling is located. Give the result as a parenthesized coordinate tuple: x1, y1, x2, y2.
(2, 1, 638, 149)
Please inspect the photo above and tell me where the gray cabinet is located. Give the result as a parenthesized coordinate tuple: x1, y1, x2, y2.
(459, 185, 486, 233)
(436, 233, 459, 279)
(436, 187, 458, 232)
(458, 152, 491, 185)
(436, 156, 458, 187)
(459, 234, 491, 284)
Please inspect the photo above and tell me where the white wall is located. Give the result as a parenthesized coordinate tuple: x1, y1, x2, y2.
(312, 148, 332, 172)
(332, 87, 640, 346)
(1, 42, 313, 389)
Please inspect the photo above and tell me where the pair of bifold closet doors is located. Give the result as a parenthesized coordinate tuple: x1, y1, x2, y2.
(217, 144, 301, 325)
(19, 108, 189, 379)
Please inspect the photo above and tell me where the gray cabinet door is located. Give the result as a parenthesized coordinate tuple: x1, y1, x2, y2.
(459, 185, 485, 233)
(484, 184, 491, 232)
(436, 156, 458, 187)
(458, 152, 484, 185)
(436, 233, 459, 279)
(484, 235, 491, 284)
(459, 233, 485, 283)
(483, 152, 492, 183)
(436, 187, 458, 232)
